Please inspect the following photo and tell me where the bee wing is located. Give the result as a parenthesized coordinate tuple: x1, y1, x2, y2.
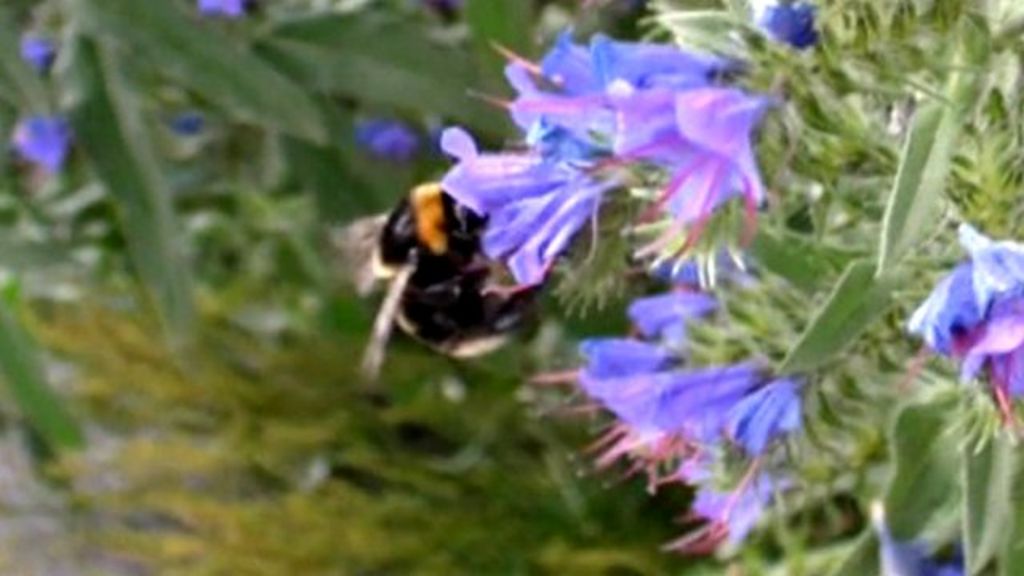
(360, 264, 413, 381)
(329, 214, 387, 297)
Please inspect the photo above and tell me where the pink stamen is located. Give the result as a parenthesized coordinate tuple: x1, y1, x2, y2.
(993, 379, 1015, 426)
(466, 90, 513, 110)
(897, 346, 930, 395)
(490, 42, 544, 76)
(740, 183, 759, 247)
(635, 220, 687, 260)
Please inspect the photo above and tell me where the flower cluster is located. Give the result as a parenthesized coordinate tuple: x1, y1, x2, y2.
(909, 225, 1024, 419)
(573, 271, 802, 551)
(440, 31, 772, 286)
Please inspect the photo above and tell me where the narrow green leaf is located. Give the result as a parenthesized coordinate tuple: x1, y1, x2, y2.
(877, 101, 958, 274)
(778, 260, 894, 374)
(884, 399, 959, 540)
(749, 230, 857, 293)
(256, 14, 507, 137)
(0, 304, 83, 451)
(64, 37, 195, 341)
(1000, 469, 1024, 576)
(464, 0, 534, 91)
(963, 435, 1016, 575)
(72, 0, 326, 143)
(827, 534, 879, 576)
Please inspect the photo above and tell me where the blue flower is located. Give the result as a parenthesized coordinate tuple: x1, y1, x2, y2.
(627, 291, 717, 343)
(909, 225, 1024, 406)
(579, 338, 677, 381)
(198, 0, 248, 18)
(20, 35, 56, 73)
(650, 251, 753, 288)
(756, 2, 819, 50)
(441, 127, 614, 285)
(873, 503, 965, 576)
(355, 118, 421, 162)
(726, 378, 802, 456)
(169, 111, 205, 136)
(12, 116, 71, 173)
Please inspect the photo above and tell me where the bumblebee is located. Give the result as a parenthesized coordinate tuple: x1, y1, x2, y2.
(336, 183, 536, 378)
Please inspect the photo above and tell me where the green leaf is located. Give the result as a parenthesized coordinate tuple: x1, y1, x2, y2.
(827, 534, 879, 576)
(72, 0, 326, 143)
(64, 37, 195, 342)
(1000, 470, 1024, 576)
(0, 303, 83, 451)
(464, 0, 534, 91)
(963, 435, 1017, 575)
(749, 229, 856, 293)
(778, 260, 894, 374)
(877, 101, 959, 274)
(255, 14, 507, 137)
(884, 399, 959, 540)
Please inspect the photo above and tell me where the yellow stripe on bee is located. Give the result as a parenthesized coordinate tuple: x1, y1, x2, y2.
(410, 183, 448, 255)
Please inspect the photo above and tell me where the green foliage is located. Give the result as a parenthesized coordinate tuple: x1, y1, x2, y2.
(37, 307, 686, 575)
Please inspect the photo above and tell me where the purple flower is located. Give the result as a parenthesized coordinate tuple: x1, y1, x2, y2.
(198, 0, 248, 18)
(505, 32, 725, 147)
(627, 291, 717, 343)
(12, 116, 71, 173)
(614, 86, 771, 232)
(670, 472, 783, 552)
(909, 225, 1024, 412)
(20, 35, 56, 73)
(726, 378, 802, 456)
(872, 503, 965, 576)
(441, 127, 613, 285)
(355, 118, 421, 162)
(579, 358, 761, 443)
(756, 2, 819, 50)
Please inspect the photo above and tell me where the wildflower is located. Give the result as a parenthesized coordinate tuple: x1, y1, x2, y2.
(872, 502, 965, 576)
(673, 472, 781, 551)
(355, 118, 421, 162)
(505, 32, 726, 140)
(197, 0, 249, 18)
(616, 86, 771, 239)
(20, 35, 56, 73)
(909, 225, 1024, 413)
(755, 1, 819, 50)
(441, 127, 614, 285)
(12, 116, 71, 173)
(627, 291, 717, 343)
(169, 111, 205, 136)
(725, 378, 802, 456)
